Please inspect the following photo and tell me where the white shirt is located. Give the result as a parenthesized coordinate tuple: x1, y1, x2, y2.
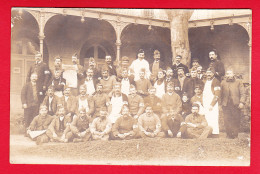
(129, 58, 151, 81)
(85, 78, 95, 96)
(109, 95, 125, 123)
(78, 97, 89, 113)
(154, 81, 165, 99)
(48, 97, 53, 111)
(121, 78, 130, 96)
(64, 96, 69, 102)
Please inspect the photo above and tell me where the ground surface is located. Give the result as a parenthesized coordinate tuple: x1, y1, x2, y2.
(10, 133, 250, 166)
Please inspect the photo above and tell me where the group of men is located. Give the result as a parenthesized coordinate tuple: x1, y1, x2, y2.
(21, 48, 246, 145)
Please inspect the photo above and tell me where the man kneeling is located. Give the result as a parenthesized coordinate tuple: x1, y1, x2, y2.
(138, 104, 165, 138)
(111, 104, 138, 140)
(179, 103, 212, 139)
(90, 107, 112, 140)
(27, 105, 54, 145)
(46, 106, 72, 142)
(66, 108, 91, 143)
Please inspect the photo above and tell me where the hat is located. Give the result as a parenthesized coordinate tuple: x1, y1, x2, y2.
(121, 56, 129, 62)
(137, 49, 145, 54)
(192, 103, 200, 108)
(177, 66, 185, 71)
(154, 50, 160, 55)
(89, 57, 95, 62)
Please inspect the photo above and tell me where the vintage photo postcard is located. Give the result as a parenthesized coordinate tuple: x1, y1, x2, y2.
(10, 8, 251, 166)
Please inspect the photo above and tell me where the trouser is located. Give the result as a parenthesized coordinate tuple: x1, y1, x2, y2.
(24, 105, 39, 128)
(161, 116, 181, 137)
(65, 131, 92, 142)
(92, 134, 110, 141)
(35, 134, 49, 144)
(222, 99, 242, 138)
(46, 130, 70, 140)
(139, 131, 165, 138)
(180, 125, 212, 139)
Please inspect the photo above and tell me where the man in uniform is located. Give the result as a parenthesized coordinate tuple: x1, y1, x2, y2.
(27, 105, 54, 145)
(149, 50, 165, 83)
(118, 68, 135, 96)
(153, 68, 166, 99)
(100, 66, 117, 95)
(42, 86, 58, 116)
(93, 83, 110, 119)
(111, 104, 138, 140)
(221, 68, 246, 138)
(171, 55, 189, 79)
(66, 108, 92, 142)
(209, 49, 225, 81)
(191, 58, 201, 70)
(21, 73, 40, 130)
(135, 68, 152, 97)
(129, 49, 151, 81)
(105, 55, 117, 76)
(84, 68, 99, 96)
(90, 107, 112, 141)
(46, 106, 72, 142)
(26, 52, 51, 103)
(127, 85, 145, 119)
(143, 86, 162, 116)
(116, 56, 133, 81)
(137, 104, 165, 138)
(202, 67, 221, 137)
(57, 86, 76, 118)
(49, 69, 66, 97)
(189, 67, 204, 98)
(179, 103, 212, 139)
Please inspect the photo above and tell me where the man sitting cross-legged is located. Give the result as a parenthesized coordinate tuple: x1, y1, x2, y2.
(137, 104, 165, 138)
(111, 104, 139, 140)
(90, 107, 112, 141)
(179, 103, 213, 139)
(161, 108, 184, 138)
(27, 105, 54, 145)
(65, 108, 92, 143)
(46, 106, 72, 142)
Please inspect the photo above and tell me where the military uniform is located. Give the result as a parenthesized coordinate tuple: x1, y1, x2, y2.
(90, 117, 112, 140)
(127, 94, 145, 117)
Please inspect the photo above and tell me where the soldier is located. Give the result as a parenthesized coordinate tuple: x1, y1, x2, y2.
(26, 52, 51, 103)
(49, 69, 66, 97)
(111, 104, 138, 140)
(75, 85, 95, 121)
(150, 50, 165, 83)
(143, 86, 162, 116)
(105, 55, 117, 76)
(129, 49, 151, 81)
(179, 103, 213, 139)
(93, 83, 110, 119)
(174, 67, 193, 98)
(138, 104, 165, 138)
(66, 108, 92, 142)
(42, 86, 58, 116)
(100, 66, 117, 95)
(153, 68, 166, 99)
(208, 49, 225, 81)
(171, 55, 189, 79)
(57, 86, 76, 118)
(90, 107, 112, 141)
(202, 67, 221, 137)
(118, 68, 135, 96)
(189, 67, 204, 98)
(135, 68, 152, 97)
(46, 106, 72, 142)
(127, 85, 145, 119)
(221, 68, 246, 139)
(161, 108, 184, 138)
(27, 105, 53, 145)
(84, 68, 99, 96)
(116, 56, 133, 81)
(86, 57, 101, 79)
(191, 58, 201, 70)
(21, 73, 40, 130)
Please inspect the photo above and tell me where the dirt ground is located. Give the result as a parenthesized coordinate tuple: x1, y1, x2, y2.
(10, 133, 250, 166)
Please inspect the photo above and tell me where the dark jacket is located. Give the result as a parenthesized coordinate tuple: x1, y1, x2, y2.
(171, 63, 189, 78)
(58, 95, 76, 115)
(42, 96, 59, 115)
(174, 77, 193, 98)
(21, 82, 40, 108)
(209, 59, 225, 81)
(221, 78, 246, 106)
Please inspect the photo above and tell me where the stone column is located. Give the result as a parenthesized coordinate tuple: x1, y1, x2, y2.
(116, 41, 121, 62)
(38, 12, 45, 56)
(166, 10, 193, 67)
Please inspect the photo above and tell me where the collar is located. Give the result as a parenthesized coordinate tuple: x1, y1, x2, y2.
(103, 77, 109, 81)
(167, 92, 173, 96)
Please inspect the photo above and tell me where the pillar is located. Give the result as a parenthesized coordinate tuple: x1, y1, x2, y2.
(38, 12, 45, 56)
(116, 41, 121, 62)
(166, 10, 193, 67)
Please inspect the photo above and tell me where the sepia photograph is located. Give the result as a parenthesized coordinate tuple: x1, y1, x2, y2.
(10, 8, 251, 166)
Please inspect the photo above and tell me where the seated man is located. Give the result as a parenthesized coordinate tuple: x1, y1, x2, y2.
(111, 104, 138, 140)
(128, 85, 145, 119)
(66, 108, 91, 143)
(135, 68, 152, 97)
(90, 107, 112, 141)
(42, 86, 58, 116)
(27, 105, 54, 145)
(46, 106, 72, 142)
(161, 108, 184, 138)
(138, 104, 165, 138)
(143, 86, 162, 116)
(179, 103, 212, 139)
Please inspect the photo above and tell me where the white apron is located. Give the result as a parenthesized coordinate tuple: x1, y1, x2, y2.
(85, 80, 95, 96)
(154, 81, 165, 99)
(203, 80, 219, 134)
(109, 96, 124, 123)
(78, 98, 89, 113)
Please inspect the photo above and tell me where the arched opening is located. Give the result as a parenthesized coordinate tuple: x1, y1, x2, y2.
(189, 24, 250, 82)
(121, 24, 172, 65)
